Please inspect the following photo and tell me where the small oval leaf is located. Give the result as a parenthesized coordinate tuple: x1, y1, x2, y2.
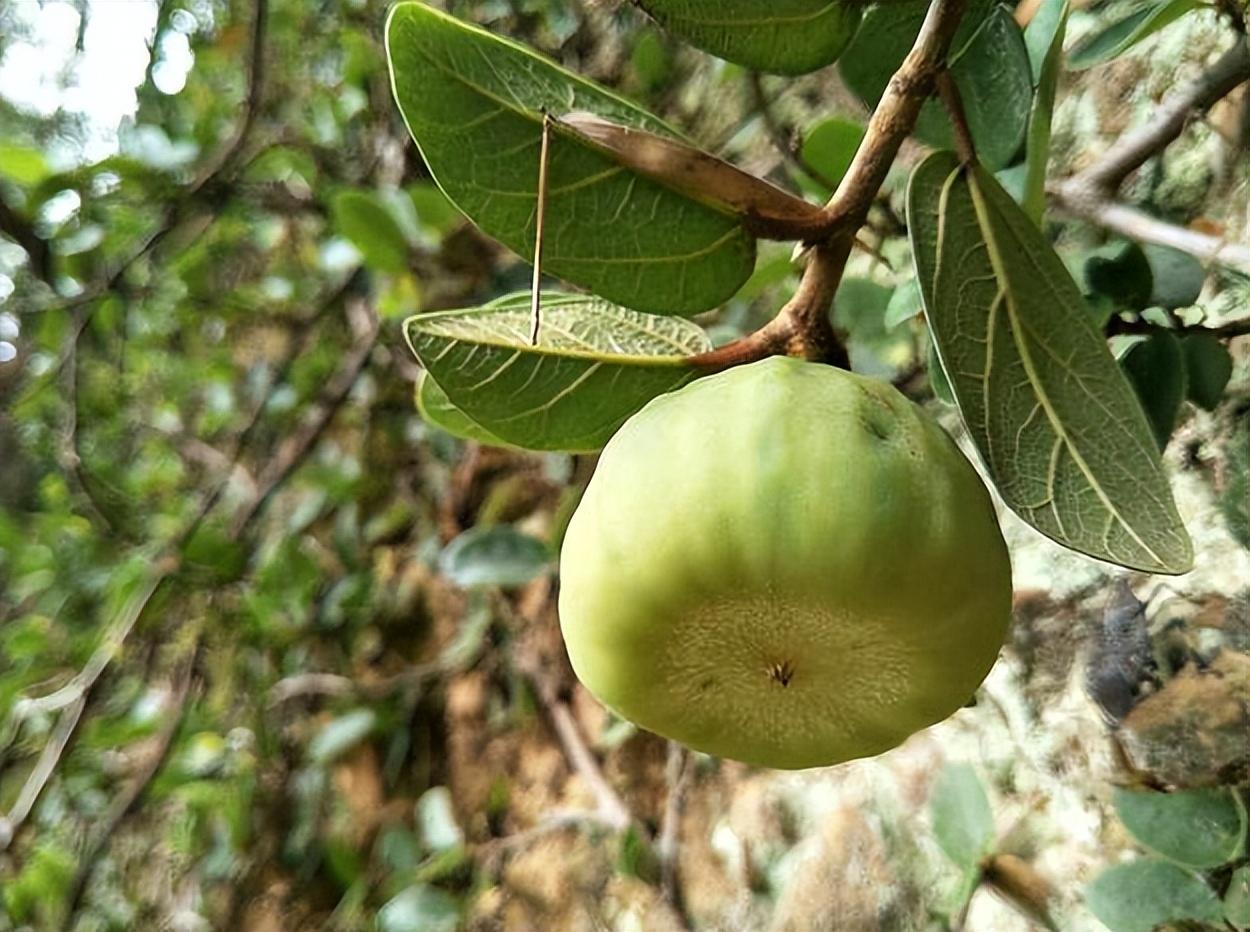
(1120, 332, 1186, 451)
(930, 763, 995, 869)
(385, 3, 755, 314)
(907, 152, 1193, 573)
(440, 525, 551, 589)
(405, 292, 713, 452)
(1180, 332, 1232, 411)
(1086, 859, 1223, 932)
(1113, 787, 1245, 869)
(635, 0, 862, 75)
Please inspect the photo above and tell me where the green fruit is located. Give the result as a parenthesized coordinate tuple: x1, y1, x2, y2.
(558, 357, 1012, 769)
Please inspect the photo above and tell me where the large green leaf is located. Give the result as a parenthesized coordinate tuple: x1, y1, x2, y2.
(385, 2, 754, 315)
(907, 152, 1193, 573)
(1086, 860, 1223, 932)
(404, 292, 712, 452)
(1113, 787, 1246, 869)
(634, 0, 862, 75)
(1069, 0, 1202, 71)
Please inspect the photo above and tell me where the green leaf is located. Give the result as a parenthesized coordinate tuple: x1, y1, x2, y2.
(884, 277, 923, 329)
(1112, 787, 1245, 869)
(801, 117, 865, 192)
(1180, 332, 1232, 410)
(930, 763, 995, 869)
(1085, 241, 1154, 311)
(0, 144, 52, 186)
(1226, 865, 1250, 930)
(415, 372, 514, 448)
(1143, 243, 1205, 309)
(378, 885, 459, 932)
(1022, 0, 1068, 224)
(309, 709, 377, 764)
(952, 7, 1033, 171)
(928, 338, 955, 403)
(1086, 860, 1223, 932)
(331, 190, 412, 275)
(385, 3, 754, 314)
(404, 292, 712, 452)
(1120, 332, 1186, 450)
(439, 525, 551, 589)
(635, 0, 862, 75)
(1069, 0, 1202, 71)
(907, 152, 1193, 574)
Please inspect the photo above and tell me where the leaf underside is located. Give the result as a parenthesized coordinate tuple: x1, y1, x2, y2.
(405, 292, 713, 452)
(908, 152, 1193, 574)
(385, 2, 754, 315)
(415, 371, 514, 448)
(635, 0, 862, 75)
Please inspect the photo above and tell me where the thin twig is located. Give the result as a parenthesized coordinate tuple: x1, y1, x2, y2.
(529, 114, 552, 347)
(0, 695, 87, 851)
(658, 742, 692, 914)
(936, 70, 976, 164)
(62, 640, 202, 922)
(522, 664, 631, 831)
(748, 73, 839, 192)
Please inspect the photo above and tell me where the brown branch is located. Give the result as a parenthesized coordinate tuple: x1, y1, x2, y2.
(229, 299, 379, 536)
(658, 742, 692, 917)
(1051, 41, 1250, 272)
(936, 70, 976, 164)
(0, 695, 86, 851)
(693, 0, 969, 368)
(1073, 41, 1250, 194)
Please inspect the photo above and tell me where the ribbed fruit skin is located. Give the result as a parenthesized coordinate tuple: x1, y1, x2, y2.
(558, 357, 1012, 769)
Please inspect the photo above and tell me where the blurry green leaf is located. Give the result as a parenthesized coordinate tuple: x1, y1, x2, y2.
(1143, 243, 1205, 309)
(416, 786, 465, 853)
(378, 884, 459, 932)
(1086, 860, 1223, 932)
(439, 525, 551, 588)
(385, 2, 754, 314)
(0, 144, 51, 185)
(636, 0, 862, 75)
(952, 7, 1033, 171)
(884, 277, 923, 329)
(930, 763, 995, 869)
(1226, 865, 1250, 929)
(1085, 241, 1153, 310)
(1069, 0, 1202, 71)
(1223, 420, 1250, 549)
(1120, 332, 1186, 450)
(331, 190, 411, 275)
(309, 709, 377, 764)
(1022, 0, 1067, 224)
(801, 117, 865, 192)
(180, 523, 247, 584)
(907, 151, 1193, 573)
(1112, 787, 1245, 869)
(1180, 332, 1232, 411)
(405, 292, 712, 452)
(628, 29, 673, 92)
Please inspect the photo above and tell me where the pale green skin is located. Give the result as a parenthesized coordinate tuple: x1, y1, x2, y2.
(559, 357, 1012, 770)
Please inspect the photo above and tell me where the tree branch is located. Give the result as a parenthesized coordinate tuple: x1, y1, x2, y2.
(691, 0, 969, 367)
(0, 196, 54, 288)
(1051, 41, 1250, 272)
(1072, 41, 1250, 194)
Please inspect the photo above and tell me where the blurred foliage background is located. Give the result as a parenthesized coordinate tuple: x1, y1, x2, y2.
(0, 1, 1247, 930)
